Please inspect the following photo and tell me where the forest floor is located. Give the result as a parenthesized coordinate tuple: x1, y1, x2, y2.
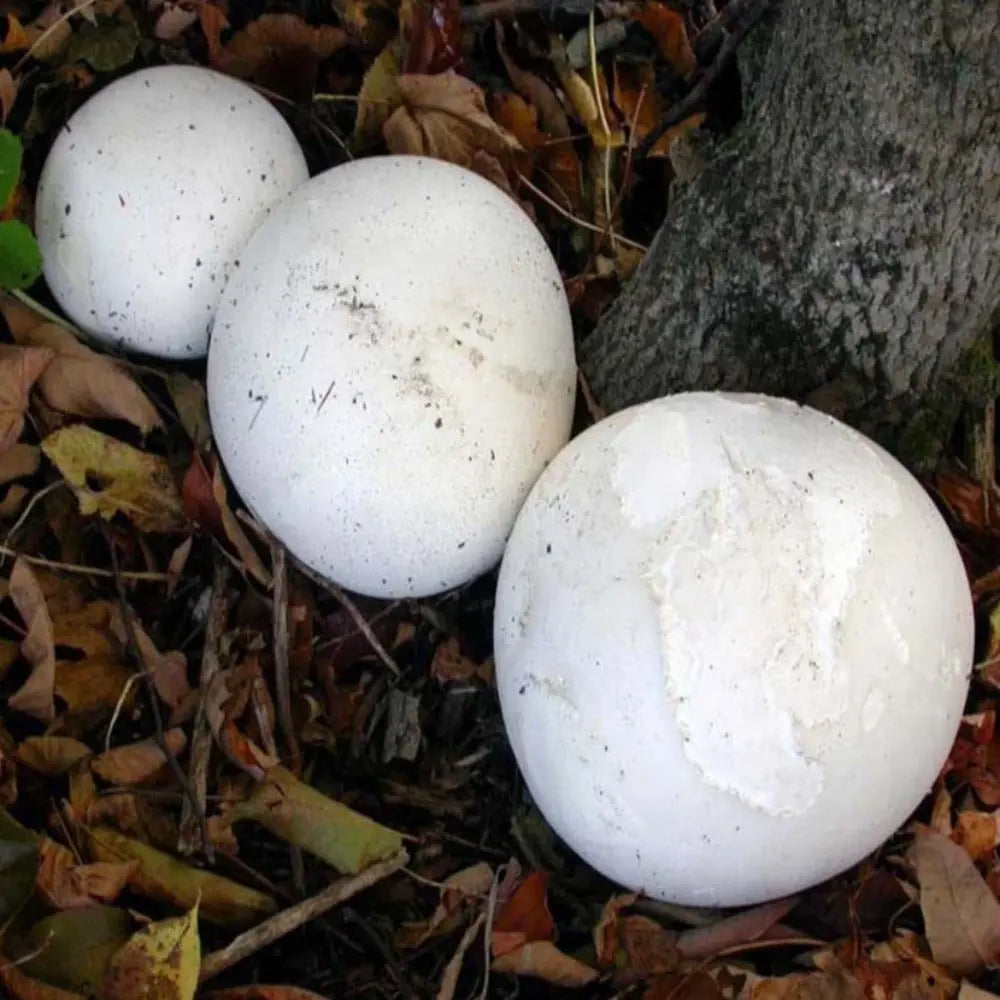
(1, 2, 1000, 999)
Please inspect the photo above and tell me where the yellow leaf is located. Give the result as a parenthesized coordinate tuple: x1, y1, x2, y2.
(42, 425, 185, 533)
(102, 902, 200, 1000)
(550, 38, 624, 149)
(86, 827, 277, 926)
(354, 43, 403, 148)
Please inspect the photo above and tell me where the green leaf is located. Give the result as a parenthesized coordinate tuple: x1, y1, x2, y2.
(0, 807, 39, 930)
(21, 906, 131, 993)
(0, 129, 22, 209)
(0, 220, 43, 291)
(66, 18, 141, 73)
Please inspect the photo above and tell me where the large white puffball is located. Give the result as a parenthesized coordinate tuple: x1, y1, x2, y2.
(35, 65, 308, 358)
(495, 393, 973, 906)
(207, 155, 576, 599)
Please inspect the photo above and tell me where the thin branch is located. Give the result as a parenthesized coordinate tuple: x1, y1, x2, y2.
(199, 850, 409, 983)
(105, 530, 212, 859)
(638, 0, 773, 157)
(0, 545, 171, 580)
(293, 558, 402, 679)
(178, 554, 230, 859)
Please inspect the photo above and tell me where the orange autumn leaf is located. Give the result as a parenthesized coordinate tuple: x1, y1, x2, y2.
(633, 3, 696, 78)
(37, 837, 138, 909)
(491, 870, 556, 957)
(613, 61, 705, 157)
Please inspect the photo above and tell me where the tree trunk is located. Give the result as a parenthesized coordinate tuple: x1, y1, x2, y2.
(579, 0, 1000, 468)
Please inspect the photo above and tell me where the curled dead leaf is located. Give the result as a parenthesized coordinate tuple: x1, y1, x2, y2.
(16, 735, 91, 775)
(0, 344, 53, 453)
(37, 836, 138, 909)
(491, 940, 598, 987)
(8, 557, 56, 722)
(91, 728, 187, 786)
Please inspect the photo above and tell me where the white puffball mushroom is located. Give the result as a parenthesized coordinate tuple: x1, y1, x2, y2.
(495, 392, 974, 906)
(207, 155, 576, 599)
(35, 65, 308, 359)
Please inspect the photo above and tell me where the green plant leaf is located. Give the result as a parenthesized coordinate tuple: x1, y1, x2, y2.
(21, 906, 132, 993)
(0, 129, 22, 209)
(66, 18, 141, 73)
(0, 220, 43, 290)
(0, 807, 39, 930)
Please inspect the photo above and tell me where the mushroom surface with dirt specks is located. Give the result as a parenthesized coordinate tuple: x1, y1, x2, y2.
(494, 392, 974, 906)
(34, 65, 308, 359)
(207, 155, 577, 600)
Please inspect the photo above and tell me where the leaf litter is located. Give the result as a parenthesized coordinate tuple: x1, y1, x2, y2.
(0, 1, 998, 998)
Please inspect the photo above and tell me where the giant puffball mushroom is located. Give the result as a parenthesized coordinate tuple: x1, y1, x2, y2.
(34, 65, 308, 359)
(207, 155, 576, 599)
(495, 393, 974, 906)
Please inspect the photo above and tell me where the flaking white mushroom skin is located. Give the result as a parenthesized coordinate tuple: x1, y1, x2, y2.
(207, 155, 576, 599)
(35, 65, 308, 358)
(495, 393, 973, 906)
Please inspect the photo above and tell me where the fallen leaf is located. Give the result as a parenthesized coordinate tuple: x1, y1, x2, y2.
(594, 891, 639, 967)
(354, 43, 403, 148)
(0, 806, 39, 927)
(397, 861, 494, 949)
(0, 302, 163, 433)
(163, 371, 211, 450)
(42, 425, 185, 533)
(207, 12, 347, 83)
(383, 72, 522, 188)
(8, 557, 56, 722)
(491, 940, 598, 987)
(0, 958, 88, 1000)
(959, 984, 1000, 1000)
(632, 3, 696, 78)
(16, 735, 91, 775)
(19, 905, 131, 993)
(739, 970, 865, 1000)
(102, 902, 200, 1000)
(107, 604, 191, 710)
(0, 69, 17, 124)
(203, 666, 279, 780)
(550, 39, 624, 149)
(205, 989, 335, 1000)
(0, 344, 52, 452)
(954, 810, 1000, 862)
(91, 728, 187, 786)
(492, 870, 555, 956)
(181, 452, 270, 585)
(496, 27, 570, 138)
(36, 837, 137, 909)
(1, 16, 30, 54)
(221, 765, 403, 874)
(85, 826, 276, 925)
(621, 915, 681, 976)
(154, 3, 199, 41)
(400, 0, 462, 74)
(909, 825, 1000, 976)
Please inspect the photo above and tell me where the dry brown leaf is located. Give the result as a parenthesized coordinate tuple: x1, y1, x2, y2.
(621, 915, 680, 976)
(91, 728, 187, 786)
(0, 960, 87, 1000)
(397, 861, 494, 949)
(909, 825, 1000, 976)
(491, 870, 555, 957)
(954, 810, 1000, 862)
(207, 12, 347, 80)
(154, 2, 199, 40)
(0, 69, 17, 124)
(491, 940, 598, 987)
(742, 970, 865, 1000)
(958, 984, 1000, 1000)
(107, 605, 191, 711)
(632, 3, 696, 78)
(0, 300, 162, 434)
(42, 425, 185, 533)
(496, 26, 570, 137)
(550, 39, 624, 149)
(383, 72, 522, 188)
(430, 636, 484, 683)
(204, 668, 279, 781)
(16, 735, 92, 775)
(37, 836, 138, 909)
(593, 891, 638, 967)
(0, 443, 38, 489)
(163, 372, 211, 451)
(8, 557, 57, 722)
(0, 344, 54, 453)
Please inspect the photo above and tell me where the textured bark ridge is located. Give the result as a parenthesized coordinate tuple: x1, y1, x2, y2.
(580, 0, 1000, 466)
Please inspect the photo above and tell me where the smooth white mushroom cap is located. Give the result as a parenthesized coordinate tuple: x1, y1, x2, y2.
(495, 393, 973, 906)
(207, 155, 576, 599)
(35, 65, 308, 358)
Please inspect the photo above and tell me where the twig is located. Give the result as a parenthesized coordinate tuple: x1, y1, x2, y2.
(437, 911, 486, 1000)
(293, 557, 402, 679)
(13, 0, 99, 71)
(199, 850, 409, 983)
(638, 0, 772, 157)
(343, 906, 420, 1000)
(270, 542, 300, 770)
(178, 555, 230, 858)
(0, 545, 171, 580)
(461, 0, 594, 25)
(105, 530, 213, 860)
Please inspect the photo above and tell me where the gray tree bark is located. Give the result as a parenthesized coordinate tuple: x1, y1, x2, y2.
(579, 0, 1000, 468)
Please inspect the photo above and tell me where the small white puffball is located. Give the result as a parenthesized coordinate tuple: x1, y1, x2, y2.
(495, 393, 974, 906)
(207, 155, 576, 599)
(35, 65, 308, 358)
